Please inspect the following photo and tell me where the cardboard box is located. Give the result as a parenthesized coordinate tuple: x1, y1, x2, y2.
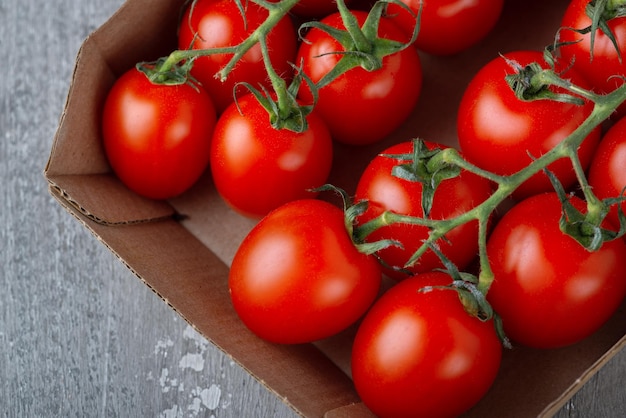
(45, 0, 626, 416)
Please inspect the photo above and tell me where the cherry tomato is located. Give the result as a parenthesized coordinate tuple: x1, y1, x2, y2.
(486, 192, 626, 349)
(291, 0, 352, 19)
(457, 50, 601, 200)
(560, 0, 626, 96)
(354, 140, 493, 280)
(352, 272, 502, 418)
(178, 0, 297, 113)
(102, 66, 216, 200)
(386, 0, 504, 55)
(210, 93, 333, 219)
(229, 199, 382, 344)
(588, 116, 626, 229)
(296, 10, 422, 145)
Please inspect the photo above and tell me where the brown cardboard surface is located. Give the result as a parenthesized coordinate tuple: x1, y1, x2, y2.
(45, 0, 626, 417)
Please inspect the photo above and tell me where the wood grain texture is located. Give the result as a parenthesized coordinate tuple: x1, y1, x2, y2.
(1, 0, 624, 417)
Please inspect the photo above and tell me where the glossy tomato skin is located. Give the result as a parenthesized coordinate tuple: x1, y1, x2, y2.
(386, 0, 504, 55)
(560, 0, 626, 96)
(210, 94, 334, 219)
(352, 272, 502, 418)
(355, 141, 493, 280)
(588, 116, 626, 227)
(291, 0, 352, 18)
(178, 0, 297, 113)
(457, 50, 601, 200)
(487, 192, 626, 349)
(229, 199, 382, 344)
(102, 67, 216, 200)
(296, 10, 422, 145)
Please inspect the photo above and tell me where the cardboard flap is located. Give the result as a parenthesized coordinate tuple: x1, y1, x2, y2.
(48, 174, 175, 224)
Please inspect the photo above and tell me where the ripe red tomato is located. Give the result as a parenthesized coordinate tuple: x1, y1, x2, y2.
(560, 0, 626, 96)
(210, 93, 334, 219)
(102, 66, 216, 200)
(177, 0, 297, 113)
(296, 10, 422, 145)
(229, 199, 382, 344)
(588, 116, 626, 228)
(457, 50, 601, 200)
(291, 0, 352, 18)
(386, 0, 504, 55)
(486, 192, 626, 349)
(354, 140, 493, 280)
(352, 272, 502, 418)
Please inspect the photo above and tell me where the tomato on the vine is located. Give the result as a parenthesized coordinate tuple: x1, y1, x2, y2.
(229, 199, 382, 344)
(210, 93, 333, 219)
(588, 115, 626, 228)
(354, 140, 493, 280)
(291, 0, 352, 18)
(486, 192, 626, 349)
(457, 50, 601, 200)
(560, 0, 626, 97)
(296, 9, 422, 145)
(385, 0, 505, 55)
(102, 66, 216, 200)
(352, 272, 502, 418)
(178, 0, 298, 113)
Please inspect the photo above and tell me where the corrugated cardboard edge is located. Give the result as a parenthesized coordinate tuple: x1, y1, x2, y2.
(47, 183, 362, 417)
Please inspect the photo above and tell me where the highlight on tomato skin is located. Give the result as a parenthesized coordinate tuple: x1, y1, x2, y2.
(351, 272, 503, 418)
(228, 199, 383, 344)
(296, 9, 423, 146)
(457, 50, 602, 201)
(102, 66, 217, 200)
(354, 140, 494, 280)
(588, 115, 626, 228)
(177, 0, 298, 113)
(486, 192, 626, 349)
(385, 0, 505, 55)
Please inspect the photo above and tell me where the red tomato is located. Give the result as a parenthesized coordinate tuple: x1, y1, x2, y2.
(229, 199, 382, 344)
(386, 0, 504, 55)
(178, 0, 297, 113)
(486, 192, 626, 349)
(560, 0, 626, 96)
(352, 272, 502, 418)
(210, 93, 333, 218)
(355, 140, 493, 280)
(588, 116, 626, 228)
(291, 0, 352, 18)
(102, 66, 216, 200)
(296, 10, 422, 145)
(457, 50, 601, 200)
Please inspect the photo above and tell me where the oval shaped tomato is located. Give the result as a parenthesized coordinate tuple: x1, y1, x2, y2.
(588, 115, 626, 228)
(102, 67, 216, 200)
(210, 93, 334, 218)
(296, 10, 422, 145)
(229, 199, 382, 344)
(457, 50, 601, 200)
(386, 0, 504, 55)
(560, 0, 626, 96)
(354, 140, 493, 280)
(486, 192, 626, 349)
(178, 0, 298, 113)
(352, 272, 502, 418)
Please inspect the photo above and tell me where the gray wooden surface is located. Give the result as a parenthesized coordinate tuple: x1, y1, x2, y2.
(1, 0, 624, 417)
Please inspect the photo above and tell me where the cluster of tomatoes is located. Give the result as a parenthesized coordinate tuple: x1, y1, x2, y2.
(100, 0, 626, 417)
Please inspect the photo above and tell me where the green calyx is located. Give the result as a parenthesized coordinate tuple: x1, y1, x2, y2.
(381, 138, 461, 218)
(300, 0, 420, 89)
